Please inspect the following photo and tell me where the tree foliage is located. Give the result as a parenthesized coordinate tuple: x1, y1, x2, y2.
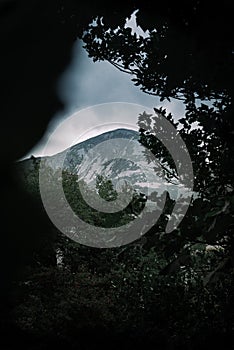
(4, 1, 234, 348)
(79, 0, 234, 265)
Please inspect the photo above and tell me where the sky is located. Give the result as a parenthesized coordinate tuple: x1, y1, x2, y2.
(26, 12, 185, 158)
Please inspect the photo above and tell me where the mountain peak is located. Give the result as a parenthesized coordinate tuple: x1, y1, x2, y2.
(71, 128, 139, 150)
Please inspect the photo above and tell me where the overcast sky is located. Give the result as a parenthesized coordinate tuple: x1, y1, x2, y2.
(26, 13, 185, 158)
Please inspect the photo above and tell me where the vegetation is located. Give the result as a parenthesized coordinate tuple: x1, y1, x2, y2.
(12, 136, 234, 350)
(2, 1, 233, 349)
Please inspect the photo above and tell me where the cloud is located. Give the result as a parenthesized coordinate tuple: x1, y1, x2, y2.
(32, 103, 154, 157)
(25, 38, 184, 158)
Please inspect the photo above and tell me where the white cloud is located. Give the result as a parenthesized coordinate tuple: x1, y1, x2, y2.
(24, 37, 184, 158)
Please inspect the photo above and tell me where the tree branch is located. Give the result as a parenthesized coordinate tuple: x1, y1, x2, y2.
(108, 60, 135, 74)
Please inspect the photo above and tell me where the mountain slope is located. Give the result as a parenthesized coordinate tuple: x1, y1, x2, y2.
(19, 128, 181, 200)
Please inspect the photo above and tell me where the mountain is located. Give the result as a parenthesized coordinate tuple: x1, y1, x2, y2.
(19, 128, 182, 200)
(46, 128, 139, 171)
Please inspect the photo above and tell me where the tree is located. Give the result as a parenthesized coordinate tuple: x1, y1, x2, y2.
(80, 1, 234, 261)
(96, 174, 118, 202)
(81, 1, 233, 105)
(80, 1, 233, 196)
(4, 2, 234, 347)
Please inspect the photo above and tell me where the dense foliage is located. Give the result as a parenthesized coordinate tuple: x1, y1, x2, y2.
(11, 139, 234, 349)
(2, 1, 233, 349)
